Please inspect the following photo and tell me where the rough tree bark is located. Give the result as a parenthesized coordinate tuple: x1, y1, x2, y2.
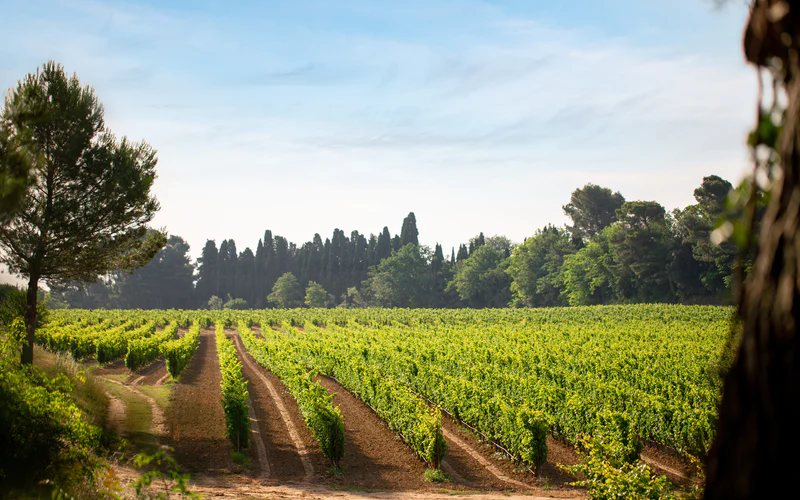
(22, 273, 38, 365)
(705, 1, 800, 497)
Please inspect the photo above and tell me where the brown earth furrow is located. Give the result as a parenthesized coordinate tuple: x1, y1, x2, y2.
(166, 330, 237, 474)
(105, 392, 127, 435)
(316, 376, 430, 490)
(441, 426, 529, 490)
(440, 415, 581, 495)
(246, 389, 271, 478)
(230, 331, 322, 481)
(129, 357, 169, 386)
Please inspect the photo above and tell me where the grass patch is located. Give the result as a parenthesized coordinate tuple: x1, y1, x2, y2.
(34, 346, 109, 433)
(231, 450, 250, 466)
(424, 468, 449, 483)
(137, 384, 172, 412)
(98, 379, 157, 450)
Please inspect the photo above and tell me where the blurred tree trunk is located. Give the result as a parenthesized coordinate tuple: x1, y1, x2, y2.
(705, 1, 800, 497)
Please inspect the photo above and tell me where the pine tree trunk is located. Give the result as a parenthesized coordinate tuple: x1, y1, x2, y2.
(22, 273, 39, 365)
(705, 2, 800, 497)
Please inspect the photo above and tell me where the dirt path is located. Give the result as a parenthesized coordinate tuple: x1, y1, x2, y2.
(230, 331, 326, 482)
(104, 377, 167, 436)
(113, 463, 580, 499)
(316, 376, 430, 490)
(129, 357, 169, 386)
(440, 415, 580, 493)
(165, 330, 237, 474)
(105, 392, 127, 435)
(440, 424, 527, 490)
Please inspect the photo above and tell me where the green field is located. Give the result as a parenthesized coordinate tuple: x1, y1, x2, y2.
(39, 304, 731, 470)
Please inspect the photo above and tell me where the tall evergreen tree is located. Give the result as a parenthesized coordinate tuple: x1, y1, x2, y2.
(195, 240, 219, 305)
(217, 239, 238, 300)
(0, 62, 163, 363)
(376, 226, 392, 260)
(400, 212, 419, 246)
(235, 247, 256, 304)
(457, 244, 469, 262)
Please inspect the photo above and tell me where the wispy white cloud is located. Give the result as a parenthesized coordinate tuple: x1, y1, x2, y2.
(0, 0, 755, 257)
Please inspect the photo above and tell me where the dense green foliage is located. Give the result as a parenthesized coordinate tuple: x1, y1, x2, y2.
(268, 272, 303, 308)
(362, 244, 434, 307)
(262, 320, 447, 468)
(449, 237, 512, 307)
(238, 322, 345, 465)
(125, 321, 178, 371)
(1, 319, 104, 494)
(562, 434, 673, 499)
(39, 304, 729, 483)
(0, 62, 164, 364)
(95, 319, 157, 363)
(304, 281, 329, 308)
(52, 176, 740, 311)
(215, 323, 249, 451)
(161, 322, 202, 378)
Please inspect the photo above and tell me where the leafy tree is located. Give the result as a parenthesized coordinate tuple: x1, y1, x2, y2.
(0, 94, 35, 221)
(507, 226, 576, 307)
(563, 184, 625, 242)
(468, 232, 486, 255)
(115, 235, 194, 309)
(223, 296, 248, 310)
(340, 286, 366, 308)
(363, 244, 433, 307)
(0, 62, 162, 364)
(0, 285, 46, 327)
(673, 175, 735, 300)
(448, 236, 512, 307)
(268, 272, 303, 308)
(304, 281, 328, 308)
(561, 229, 615, 305)
(48, 279, 113, 309)
(608, 201, 674, 302)
(208, 295, 223, 310)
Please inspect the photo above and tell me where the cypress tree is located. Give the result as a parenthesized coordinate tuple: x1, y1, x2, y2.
(400, 212, 419, 246)
(376, 226, 392, 261)
(195, 240, 219, 305)
(457, 244, 469, 262)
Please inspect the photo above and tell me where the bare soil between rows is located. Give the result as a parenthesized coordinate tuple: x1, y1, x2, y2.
(230, 330, 328, 483)
(88, 330, 589, 497)
(164, 330, 240, 474)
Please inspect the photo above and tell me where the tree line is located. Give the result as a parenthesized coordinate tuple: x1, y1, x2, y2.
(51, 174, 741, 309)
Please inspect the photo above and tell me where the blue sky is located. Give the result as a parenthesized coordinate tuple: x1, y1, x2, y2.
(0, 0, 754, 260)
